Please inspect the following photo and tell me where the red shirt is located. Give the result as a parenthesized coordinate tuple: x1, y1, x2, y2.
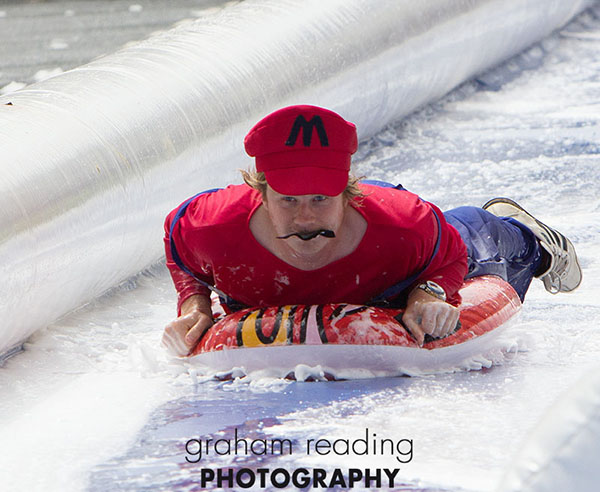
(164, 183, 468, 313)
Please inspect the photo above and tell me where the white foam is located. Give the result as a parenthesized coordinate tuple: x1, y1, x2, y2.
(0, 373, 171, 492)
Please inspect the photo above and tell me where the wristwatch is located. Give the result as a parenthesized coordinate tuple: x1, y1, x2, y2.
(415, 280, 447, 301)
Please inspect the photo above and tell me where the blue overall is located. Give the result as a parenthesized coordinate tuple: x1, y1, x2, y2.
(445, 206, 542, 301)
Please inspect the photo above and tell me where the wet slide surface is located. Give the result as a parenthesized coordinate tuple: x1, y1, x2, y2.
(1, 2, 600, 491)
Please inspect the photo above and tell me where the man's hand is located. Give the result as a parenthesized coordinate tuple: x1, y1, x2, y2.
(401, 288, 459, 346)
(161, 295, 213, 356)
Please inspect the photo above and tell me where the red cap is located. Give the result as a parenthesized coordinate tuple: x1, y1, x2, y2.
(244, 105, 358, 196)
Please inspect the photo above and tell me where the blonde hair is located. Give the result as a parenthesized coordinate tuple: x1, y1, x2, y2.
(240, 169, 364, 202)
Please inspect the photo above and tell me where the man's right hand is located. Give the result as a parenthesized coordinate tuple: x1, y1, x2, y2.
(161, 295, 213, 356)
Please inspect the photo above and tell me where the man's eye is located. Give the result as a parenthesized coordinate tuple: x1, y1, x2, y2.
(282, 196, 297, 203)
(313, 195, 327, 202)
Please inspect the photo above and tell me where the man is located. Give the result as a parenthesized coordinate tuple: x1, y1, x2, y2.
(162, 105, 582, 356)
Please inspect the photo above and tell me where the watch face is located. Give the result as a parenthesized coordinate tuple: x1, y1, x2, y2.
(426, 281, 444, 294)
(424, 281, 446, 300)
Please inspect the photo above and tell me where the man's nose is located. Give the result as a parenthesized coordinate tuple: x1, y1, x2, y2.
(294, 202, 317, 225)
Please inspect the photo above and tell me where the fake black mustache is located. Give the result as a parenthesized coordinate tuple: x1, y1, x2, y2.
(277, 229, 336, 241)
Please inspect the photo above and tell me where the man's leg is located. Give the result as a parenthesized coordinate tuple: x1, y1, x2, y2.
(444, 206, 543, 302)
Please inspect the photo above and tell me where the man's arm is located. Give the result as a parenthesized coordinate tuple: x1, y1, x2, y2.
(163, 205, 214, 315)
(401, 202, 465, 345)
(161, 294, 214, 356)
(416, 203, 468, 305)
(162, 201, 215, 356)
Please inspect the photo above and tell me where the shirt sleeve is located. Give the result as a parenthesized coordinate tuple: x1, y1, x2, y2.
(414, 202, 468, 305)
(163, 203, 213, 315)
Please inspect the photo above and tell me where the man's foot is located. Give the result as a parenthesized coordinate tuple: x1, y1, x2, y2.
(482, 198, 582, 294)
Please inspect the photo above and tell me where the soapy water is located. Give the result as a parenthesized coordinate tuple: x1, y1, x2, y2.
(1, 5, 600, 492)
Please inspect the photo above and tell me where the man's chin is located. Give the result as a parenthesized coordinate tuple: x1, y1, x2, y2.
(287, 238, 328, 256)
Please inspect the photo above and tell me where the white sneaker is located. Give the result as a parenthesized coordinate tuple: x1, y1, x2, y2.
(482, 198, 582, 294)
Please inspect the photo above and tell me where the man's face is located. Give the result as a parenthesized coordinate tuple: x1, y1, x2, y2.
(262, 185, 347, 257)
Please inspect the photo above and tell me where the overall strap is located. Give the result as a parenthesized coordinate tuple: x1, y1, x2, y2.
(169, 189, 249, 312)
(364, 181, 442, 307)
(362, 179, 405, 190)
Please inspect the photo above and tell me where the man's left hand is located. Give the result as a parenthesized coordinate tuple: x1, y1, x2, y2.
(401, 288, 459, 346)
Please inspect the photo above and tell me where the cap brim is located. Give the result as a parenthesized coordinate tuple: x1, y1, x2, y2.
(264, 166, 348, 196)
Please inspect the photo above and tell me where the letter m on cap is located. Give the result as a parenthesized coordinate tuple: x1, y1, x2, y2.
(285, 115, 329, 147)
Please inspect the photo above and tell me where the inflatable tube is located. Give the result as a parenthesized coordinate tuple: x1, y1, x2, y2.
(0, 0, 593, 358)
(497, 366, 600, 492)
(189, 276, 522, 379)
